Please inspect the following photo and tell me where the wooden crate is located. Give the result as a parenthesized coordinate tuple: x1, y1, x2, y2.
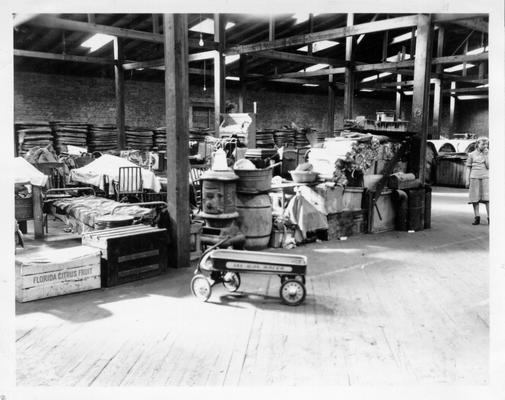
(342, 187, 365, 211)
(15, 246, 101, 302)
(365, 189, 396, 233)
(82, 225, 169, 287)
(435, 155, 467, 187)
(190, 221, 203, 261)
(15, 197, 34, 220)
(327, 211, 354, 240)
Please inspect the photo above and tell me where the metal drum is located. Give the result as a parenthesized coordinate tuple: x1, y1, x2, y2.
(406, 187, 425, 231)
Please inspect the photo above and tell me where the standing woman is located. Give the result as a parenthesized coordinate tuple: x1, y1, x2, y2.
(465, 137, 489, 225)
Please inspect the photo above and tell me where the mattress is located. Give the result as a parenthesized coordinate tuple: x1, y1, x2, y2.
(51, 195, 155, 232)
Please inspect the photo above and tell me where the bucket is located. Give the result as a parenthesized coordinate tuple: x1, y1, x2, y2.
(407, 187, 425, 231)
(234, 168, 272, 194)
(236, 193, 273, 250)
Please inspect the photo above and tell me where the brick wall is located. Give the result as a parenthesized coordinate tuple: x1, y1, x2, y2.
(454, 98, 489, 136)
(14, 72, 166, 127)
(14, 71, 488, 137)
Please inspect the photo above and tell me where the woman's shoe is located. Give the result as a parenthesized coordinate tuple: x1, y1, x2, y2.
(472, 216, 480, 225)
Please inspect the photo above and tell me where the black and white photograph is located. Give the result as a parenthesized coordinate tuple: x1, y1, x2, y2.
(2, 0, 505, 398)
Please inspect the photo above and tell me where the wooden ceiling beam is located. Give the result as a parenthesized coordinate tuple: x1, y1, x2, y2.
(13, 14, 40, 28)
(26, 15, 166, 43)
(123, 50, 218, 71)
(433, 14, 488, 33)
(258, 52, 488, 81)
(14, 49, 114, 65)
(451, 19, 488, 33)
(266, 66, 346, 79)
(226, 15, 420, 55)
(249, 49, 343, 66)
(444, 86, 488, 94)
(355, 52, 488, 73)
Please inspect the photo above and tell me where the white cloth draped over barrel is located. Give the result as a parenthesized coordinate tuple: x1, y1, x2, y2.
(70, 154, 161, 195)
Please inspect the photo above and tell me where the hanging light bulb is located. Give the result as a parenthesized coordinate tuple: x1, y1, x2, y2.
(198, 14, 204, 46)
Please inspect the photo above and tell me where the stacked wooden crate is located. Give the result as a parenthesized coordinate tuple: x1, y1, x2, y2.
(82, 225, 169, 287)
(16, 246, 101, 302)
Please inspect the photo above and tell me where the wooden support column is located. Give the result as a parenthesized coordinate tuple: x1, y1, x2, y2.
(382, 31, 389, 61)
(432, 26, 444, 139)
(478, 32, 485, 79)
(449, 81, 456, 132)
(462, 41, 469, 77)
(409, 14, 433, 183)
(32, 186, 44, 239)
(395, 74, 402, 118)
(239, 54, 247, 112)
(163, 14, 190, 268)
(214, 14, 226, 134)
(410, 26, 416, 55)
(396, 46, 406, 119)
(113, 38, 126, 150)
(269, 15, 275, 41)
(328, 74, 335, 135)
(343, 13, 354, 120)
(153, 14, 159, 33)
(308, 14, 314, 56)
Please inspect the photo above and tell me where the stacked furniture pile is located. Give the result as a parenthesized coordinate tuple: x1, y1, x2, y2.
(189, 128, 213, 144)
(88, 124, 118, 153)
(125, 126, 153, 150)
(295, 129, 310, 148)
(15, 121, 53, 156)
(313, 131, 328, 144)
(273, 129, 295, 147)
(153, 127, 167, 149)
(255, 130, 275, 148)
(51, 121, 89, 153)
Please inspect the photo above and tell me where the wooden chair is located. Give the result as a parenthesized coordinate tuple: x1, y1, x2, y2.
(33, 162, 65, 189)
(33, 162, 66, 233)
(189, 165, 209, 210)
(115, 166, 144, 202)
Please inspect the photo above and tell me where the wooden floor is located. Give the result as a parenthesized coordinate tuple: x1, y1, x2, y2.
(16, 187, 489, 386)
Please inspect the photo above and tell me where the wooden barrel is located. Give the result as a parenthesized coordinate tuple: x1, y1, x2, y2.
(406, 187, 425, 231)
(236, 193, 272, 250)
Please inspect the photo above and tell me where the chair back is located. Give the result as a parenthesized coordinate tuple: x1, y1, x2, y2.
(189, 165, 209, 210)
(34, 162, 65, 188)
(118, 166, 143, 195)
